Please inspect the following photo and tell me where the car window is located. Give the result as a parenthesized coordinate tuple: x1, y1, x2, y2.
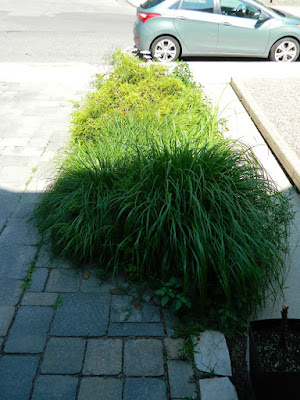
(180, 0, 214, 13)
(170, 1, 181, 9)
(141, 0, 166, 9)
(220, 0, 261, 19)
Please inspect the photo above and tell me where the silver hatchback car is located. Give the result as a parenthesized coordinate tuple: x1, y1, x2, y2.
(133, 0, 300, 62)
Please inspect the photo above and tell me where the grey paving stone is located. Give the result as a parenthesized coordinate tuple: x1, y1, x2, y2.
(168, 360, 197, 399)
(32, 375, 78, 400)
(194, 331, 232, 376)
(0, 337, 3, 348)
(199, 377, 238, 400)
(78, 377, 123, 400)
(22, 292, 58, 306)
(0, 220, 39, 246)
(0, 193, 20, 228)
(28, 267, 48, 292)
(35, 246, 51, 268)
(46, 268, 82, 292)
(108, 322, 165, 337)
(41, 337, 85, 374)
(0, 245, 37, 279)
(111, 295, 161, 323)
(124, 378, 167, 400)
(80, 272, 114, 293)
(0, 306, 15, 336)
(0, 278, 23, 305)
(163, 309, 180, 337)
(35, 247, 72, 269)
(5, 306, 53, 353)
(124, 339, 164, 376)
(51, 293, 110, 336)
(0, 355, 39, 400)
(11, 194, 38, 219)
(83, 339, 122, 375)
(164, 338, 185, 360)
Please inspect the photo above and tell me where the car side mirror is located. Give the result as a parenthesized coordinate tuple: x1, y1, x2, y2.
(258, 12, 269, 22)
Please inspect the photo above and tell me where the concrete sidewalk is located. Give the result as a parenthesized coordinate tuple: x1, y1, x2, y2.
(0, 60, 299, 400)
(189, 61, 300, 320)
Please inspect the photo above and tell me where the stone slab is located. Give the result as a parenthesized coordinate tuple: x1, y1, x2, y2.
(32, 375, 78, 400)
(28, 267, 48, 292)
(78, 377, 123, 400)
(46, 268, 81, 292)
(0, 356, 39, 400)
(0, 278, 23, 305)
(35, 247, 72, 269)
(0, 305, 15, 336)
(111, 295, 161, 323)
(83, 339, 122, 375)
(80, 272, 114, 293)
(0, 220, 39, 246)
(22, 292, 58, 306)
(51, 293, 110, 336)
(0, 245, 37, 279)
(5, 306, 53, 353)
(199, 377, 238, 400)
(124, 339, 164, 376)
(41, 337, 85, 374)
(164, 338, 185, 360)
(163, 309, 180, 337)
(168, 360, 197, 399)
(108, 323, 164, 337)
(194, 331, 232, 377)
(124, 378, 167, 400)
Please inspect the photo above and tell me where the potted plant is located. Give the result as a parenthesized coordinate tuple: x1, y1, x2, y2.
(249, 306, 300, 400)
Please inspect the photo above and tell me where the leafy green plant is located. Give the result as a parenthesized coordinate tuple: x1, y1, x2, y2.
(125, 264, 139, 282)
(69, 51, 218, 144)
(172, 60, 196, 88)
(155, 277, 192, 313)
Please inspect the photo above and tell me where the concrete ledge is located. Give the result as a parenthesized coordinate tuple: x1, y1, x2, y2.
(231, 77, 300, 191)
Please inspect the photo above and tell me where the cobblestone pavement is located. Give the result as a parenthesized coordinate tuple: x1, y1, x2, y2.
(0, 68, 206, 400)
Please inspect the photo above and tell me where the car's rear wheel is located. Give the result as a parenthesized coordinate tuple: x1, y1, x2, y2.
(151, 36, 180, 62)
(269, 37, 300, 62)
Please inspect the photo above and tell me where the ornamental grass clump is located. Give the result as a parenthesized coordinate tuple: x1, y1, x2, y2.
(32, 133, 294, 318)
(70, 51, 221, 144)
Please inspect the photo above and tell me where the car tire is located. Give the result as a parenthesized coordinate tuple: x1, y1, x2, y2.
(151, 36, 181, 62)
(269, 37, 300, 62)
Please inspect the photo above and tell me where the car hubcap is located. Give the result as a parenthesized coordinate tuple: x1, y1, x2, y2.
(275, 41, 297, 62)
(154, 39, 177, 62)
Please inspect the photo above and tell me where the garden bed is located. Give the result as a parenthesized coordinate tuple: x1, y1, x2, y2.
(31, 51, 294, 334)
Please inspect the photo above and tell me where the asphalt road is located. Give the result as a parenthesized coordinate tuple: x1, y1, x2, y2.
(0, 0, 136, 63)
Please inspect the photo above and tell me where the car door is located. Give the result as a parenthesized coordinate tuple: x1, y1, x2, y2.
(216, 0, 271, 55)
(173, 0, 219, 53)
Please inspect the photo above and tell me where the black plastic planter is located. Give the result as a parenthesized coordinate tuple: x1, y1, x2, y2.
(249, 319, 300, 400)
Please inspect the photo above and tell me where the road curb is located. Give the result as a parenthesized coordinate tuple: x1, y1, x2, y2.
(231, 77, 300, 191)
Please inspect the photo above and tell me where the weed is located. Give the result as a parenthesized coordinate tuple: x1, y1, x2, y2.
(21, 262, 36, 290)
(52, 295, 62, 309)
(177, 336, 199, 361)
(172, 60, 196, 88)
(155, 277, 191, 313)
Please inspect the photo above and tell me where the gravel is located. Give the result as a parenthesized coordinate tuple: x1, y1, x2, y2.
(239, 78, 300, 160)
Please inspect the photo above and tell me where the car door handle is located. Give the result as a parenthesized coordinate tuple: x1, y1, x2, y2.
(176, 16, 186, 20)
(222, 22, 232, 26)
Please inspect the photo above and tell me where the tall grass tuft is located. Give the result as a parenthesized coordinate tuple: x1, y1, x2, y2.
(31, 133, 294, 318)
